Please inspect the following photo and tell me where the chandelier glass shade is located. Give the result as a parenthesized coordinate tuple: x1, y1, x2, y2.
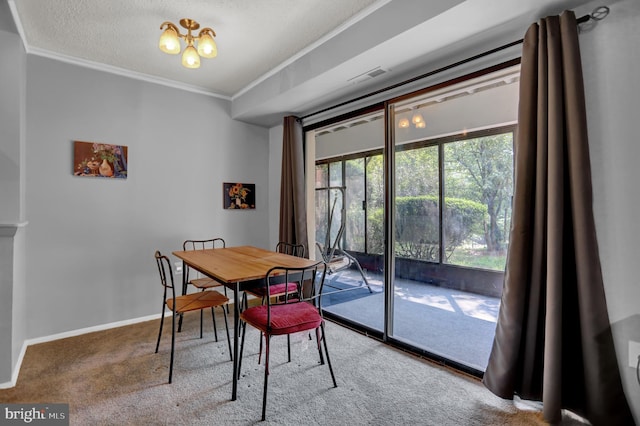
(159, 18, 217, 69)
(398, 112, 425, 129)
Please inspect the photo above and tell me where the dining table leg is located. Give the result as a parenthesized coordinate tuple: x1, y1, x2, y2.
(232, 282, 239, 400)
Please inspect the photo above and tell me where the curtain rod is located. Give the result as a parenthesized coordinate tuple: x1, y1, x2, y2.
(301, 6, 609, 122)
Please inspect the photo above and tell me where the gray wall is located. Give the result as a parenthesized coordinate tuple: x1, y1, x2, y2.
(581, 0, 640, 419)
(582, 0, 640, 324)
(20, 56, 270, 339)
(0, 25, 26, 385)
(0, 29, 24, 223)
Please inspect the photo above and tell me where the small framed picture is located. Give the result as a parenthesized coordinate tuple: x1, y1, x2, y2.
(73, 141, 128, 179)
(223, 183, 255, 209)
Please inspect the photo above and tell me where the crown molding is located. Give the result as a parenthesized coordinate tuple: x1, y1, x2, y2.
(29, 46, 231, 100)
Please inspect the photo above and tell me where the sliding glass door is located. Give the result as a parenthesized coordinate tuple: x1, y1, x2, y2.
(309, 64, 519, 373)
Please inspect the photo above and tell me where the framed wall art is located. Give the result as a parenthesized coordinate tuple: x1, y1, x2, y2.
(223, 182, 255, 209)
(73, 141, 128, 179)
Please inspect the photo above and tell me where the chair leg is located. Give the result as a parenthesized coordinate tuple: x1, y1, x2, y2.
(261, 334, 271, 421)
(287, 335, 291, 362)
(320, 323, 337, 388)
(155, 304, 166, 353)
(238, 318, 248, 379)
(253, 295, 264, 365)
(243, 291, 251, 311)
(200, 309, 204, 339)
(211, 308, 219, 342)
(315, 327, 325, 365)
(169, 311, 176, 384)
(257, 296, 272, 365)
(222, 306, 232, 361)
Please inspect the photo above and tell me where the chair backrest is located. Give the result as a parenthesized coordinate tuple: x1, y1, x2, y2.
(154, 250, 176, 301)
(275, 241, 306, 258)
(263, 262, 327, 317)
(182, 238, 225, 281)
(183, 238, 226, 251)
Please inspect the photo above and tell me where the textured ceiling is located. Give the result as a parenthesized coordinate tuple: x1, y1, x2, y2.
(9, 0, 382, 98)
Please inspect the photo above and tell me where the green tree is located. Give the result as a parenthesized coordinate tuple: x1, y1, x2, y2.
(444, 133, 513, 252)
(395, 146, 439, 197)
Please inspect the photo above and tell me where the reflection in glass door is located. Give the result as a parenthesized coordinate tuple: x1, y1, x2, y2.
(312, 111, 385, 334)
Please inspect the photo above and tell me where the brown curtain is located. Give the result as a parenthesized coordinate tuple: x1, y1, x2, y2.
(279, 116, 309, 254)
(482, 11, 633, 426)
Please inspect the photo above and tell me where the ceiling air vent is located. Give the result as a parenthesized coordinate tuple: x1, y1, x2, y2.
(348, 66, 387, 84)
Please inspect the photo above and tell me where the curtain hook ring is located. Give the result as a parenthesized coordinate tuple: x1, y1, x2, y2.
(591, 5, 610, 21)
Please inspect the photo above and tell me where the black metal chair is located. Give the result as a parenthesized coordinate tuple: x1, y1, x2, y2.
(275, 241, 306, 258)
(238, 261, 337, 421)
(180, 238, 228, 333)
(241, 242, 306, 365)
(154, 250, 232, 384)
(183, 238, 226, 291)
(242, 242, 305, 307)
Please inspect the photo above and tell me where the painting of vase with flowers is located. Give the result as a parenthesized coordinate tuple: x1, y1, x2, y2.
(223, 183, 255, 209)
(73, 141, 128, 179)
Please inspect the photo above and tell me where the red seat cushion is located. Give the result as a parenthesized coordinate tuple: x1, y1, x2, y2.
(247, 282, 298, 298)
(240, 302, 322, 336)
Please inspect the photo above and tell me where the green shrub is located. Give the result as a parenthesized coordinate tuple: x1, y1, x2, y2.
(367, 196, 487, 261)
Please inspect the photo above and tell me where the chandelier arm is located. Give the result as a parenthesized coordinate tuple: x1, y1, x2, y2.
(160, 21, 189, 40)
(198, 28, 217, 38)
(159, 21, 179, 32)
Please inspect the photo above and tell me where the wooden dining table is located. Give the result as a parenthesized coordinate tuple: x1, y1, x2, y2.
(172, 245, 318, 400)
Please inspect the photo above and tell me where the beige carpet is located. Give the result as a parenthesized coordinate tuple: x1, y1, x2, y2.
(0, 310, 586, 425)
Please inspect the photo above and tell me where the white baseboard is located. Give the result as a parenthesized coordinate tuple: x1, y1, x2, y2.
(0, 312, 168, 389)
(0, 341, 27, 390)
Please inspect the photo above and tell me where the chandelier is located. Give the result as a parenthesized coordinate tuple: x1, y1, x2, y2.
(159, 18, 217, 69)
(398, 112, 425, 129)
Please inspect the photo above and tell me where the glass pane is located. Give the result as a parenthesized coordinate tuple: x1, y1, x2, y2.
(443, 133, 513, 271)
(313, 111, 385, 334)
(315, 164, 329, 248)
(395, 146, 440, 262)
(366, 154, 384, 255)
(329, 161, 342, 187)
(327, 162, 343, 248)
(345, 158, 365, 252)
(315, 163, 328, 188)
(389, 64, 518, 372)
